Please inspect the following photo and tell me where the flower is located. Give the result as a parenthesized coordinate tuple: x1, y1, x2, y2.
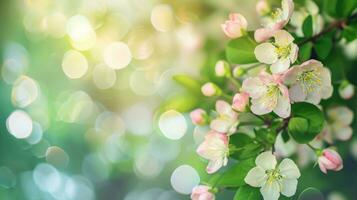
(242, 70, 291, 118)
(190, 109, 207, 125)
(283, 59, 333, 104)
(318, 149, 343, 174)
(191, 185, 215, 200)
(215, 60, 230, 77)
(339, 80, 355, 100)
(221, 13, 248, 39)
(254, 0, 294, 42)
(201, 82, 221, 97)
(244, 151, 301, 200)
(324, 106, 354, 142)
(232, 92, 249, 112)
(210, 100, 239, 134)
(254, 30, 298, 74)
(290, 0, 324, 37)
(256, 0, 270, 16)
(197, 131, 229, 174)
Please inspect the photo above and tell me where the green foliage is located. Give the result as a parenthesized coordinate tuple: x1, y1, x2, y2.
(230, 133, 264, 160)
(226, 36, 258, 64)
(314, 36, 333, 59)
(160, 93, 199, 113)
(234, 185, 261, 200)
(322, 0, 356, 17)
(208, 158, 255, 188)
(288, 102, 325, 143)
(173, 74, 202, 95)
(342, 21, 357, 42)
(299, 42, 312, 61)
(302, 15, 313, 37)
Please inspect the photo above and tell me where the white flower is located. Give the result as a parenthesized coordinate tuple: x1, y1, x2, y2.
(210, 100, 239, 135)
(244, 151, 301, 200)
(339, 81, 355, 100)
(242, 70, 291, 118)
(254, 30, 298, 74)
(197, 131, 229, 174)
(254, 0, 294, 42)
(290, 0, 324, 37)
(323, 106, 354, 142)
(283, 59, 333, 104)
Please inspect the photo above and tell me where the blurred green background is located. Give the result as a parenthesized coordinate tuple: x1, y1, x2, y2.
(0, 0, 356, 200)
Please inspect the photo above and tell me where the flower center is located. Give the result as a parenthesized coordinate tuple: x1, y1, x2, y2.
(296, 70, 322, 93)
(259, 84, 280, 108)
(266, 169, 283, 184)
(275, 45, 291, 58)
(271, 9, 282, 20)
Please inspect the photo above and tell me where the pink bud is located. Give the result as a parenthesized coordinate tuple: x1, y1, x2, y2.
(190, 109, 207, 125)
(256, 0, 270, 15)
(201, 83, 219, 97)
(232, 92, 249, 112)
(254, 28, 277, 43)
(318, 149, 343, 174)
(215, 60, 230, 77)
(221, 13, 248, 39)
(339, 82, 355, 100)
(191, 185, 215, 200)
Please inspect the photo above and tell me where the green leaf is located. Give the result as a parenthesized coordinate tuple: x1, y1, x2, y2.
(160, 93, 199, 113)
(234, 185, 261, 200)
(226, 36, 258, 64)
(208, 158, 255, 188)
(281, 129, 290, 143)
(314, 36, 333, 59)
(337, 0, 357, 17)
(298, 42, 312, 61)
(342, 21, 357, 42)
(288, 102, 325, 143)
(288, 117, 309, 143)
(172, 74, 202, 95)
(230, 133, 253, 148)
(322, 0, 338, 17)
(302, 15, 313, 37)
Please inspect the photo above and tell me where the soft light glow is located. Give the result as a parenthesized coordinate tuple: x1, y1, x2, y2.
(103, 42, 132, 70)
(44, 12, 67, 38)
(12, 76, 39, 108)
(95, 111, 125, 135)
(170, 165, 200, 194)
(66, 15, 96, 51)
(0, 167, 16, 189)
(129, 67, 158, 96)
(123, 103, 152, 136)
(92, 64, 117, 89)
(62, 50, 88, 79)
(26, 122, 43, 144)
(151, 4, 174, 32)
(33, 163, 61, 193)
(82, 154, 109, 182)
(46, 146, 70, 169)
(6, 110, 33, 139)
(134, 152, 163, 178)
(158, 110, 187, 140)
(1, 42, 28, 84)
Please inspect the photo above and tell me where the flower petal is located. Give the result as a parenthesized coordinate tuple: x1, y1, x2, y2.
(270, 58, 290, 74)
(206, 159, 223, 174)
(254, 43, 278, 64)
(274, 30, 294, 47)
(278, 158, 301, 179)
(210, 118, 230, 133)
(289, 44, 299, 64)
(242, 77, 266, 99)
(254, 28, 276, 43)
(244, 166, 267, 187)
(280, 179, 298, 197)
(251, 98, 274, 115)
(256, 151, 277, 170)
(273, 92, 291, 118)
(260, 181, 280, 200)
(282, 0, 294, 21)
(216, 100, 232, 115)
(289, 84, 306, 102)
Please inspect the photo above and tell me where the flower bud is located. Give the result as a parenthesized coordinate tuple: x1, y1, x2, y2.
(190, 109, 207, 125)
(232, 92, 249, 112)
(339, 80, 355, 100)
(233, 66, 245, 78)
(201, 82, 220, 97)
(256, 0, 270, 16)
(318, 149, 343, 174)
(221, 13, 248, 39)
(191, 185, 215, 200)
(215, 60, 230, 77)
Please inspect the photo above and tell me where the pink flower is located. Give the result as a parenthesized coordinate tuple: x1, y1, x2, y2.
(197, 131, 229, 174)
(201, 82, 220, 97)
(318, 149, 343, 174)
(232, 92, 249, 112)
(210, 100, 239, 134)
(256, 0, 270, 16)
(191, 185, 215, 200)
(242, 70, 291, 118)
(221, 13, 248, 39)
(190, 109, 207, 125)
(339, 81, 355, 100)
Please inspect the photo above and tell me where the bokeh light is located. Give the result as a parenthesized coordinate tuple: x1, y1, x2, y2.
(6, 110, 33, 139)
(66, 15, 96, 51)
(159, 110, 187, 140)
(170, 165, 200, 194)
(103, 42, 132, 70)
(151, 4, 174, 32)
(11, 76, 39, 108)
(92, 64, 117, 89)
(61, 50, 88, 79)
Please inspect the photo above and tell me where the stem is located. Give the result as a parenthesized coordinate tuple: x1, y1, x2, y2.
(306, 143, 318, 151)
(298, 13, 357, 46)
(228, 76, 241, 88)
(245, 63, 263, 71)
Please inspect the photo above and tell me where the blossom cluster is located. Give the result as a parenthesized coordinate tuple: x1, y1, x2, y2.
(187, 0, 354, 200)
